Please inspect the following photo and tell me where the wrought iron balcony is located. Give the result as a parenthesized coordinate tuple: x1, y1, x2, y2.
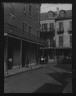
(57, 28, 64, 34)
(50, 40, 56, 47)
(40, 28, 55, 40)
(68, 28, 72, 34)
(40, 28, 55, 33)
(4, 23, 48, 46)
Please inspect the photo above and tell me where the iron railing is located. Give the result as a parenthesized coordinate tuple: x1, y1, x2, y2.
(57, 29, 64, 34)
(68, 28, 72, 34)
(4, 23, 48, 46)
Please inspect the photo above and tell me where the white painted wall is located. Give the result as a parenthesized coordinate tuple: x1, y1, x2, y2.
(56, 34, 72, 47)
(40, 19, 55, 47)
(55, 19, 72, 32)
(40, 19, 55, 31)
(55, 19, 72, 48)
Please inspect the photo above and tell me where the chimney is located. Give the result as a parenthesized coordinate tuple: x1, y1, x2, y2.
(56, 7, 59, 16)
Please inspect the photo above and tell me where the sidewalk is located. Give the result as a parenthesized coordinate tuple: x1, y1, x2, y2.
(4, 64, 43, 78)
(4, 60, 57, 78)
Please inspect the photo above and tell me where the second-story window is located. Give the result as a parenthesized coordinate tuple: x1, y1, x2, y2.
(42, 24, 44, 31)
(29, 26, 32, 33)
(37, 10, 39, 21)
(42, 23, 47, 31)
(59, 22, 64, 31)
(24, 3, 27, 13)
(10, 14, 15, 25)
(23, 22, 27, 32)
(9, 3, 15, 25)
(29, 4, 32, 15)
(49, 23, 54, 31)
(59, 36, 63, 46)
(12, 16, 15, 25)
(10, 3, 15, 16)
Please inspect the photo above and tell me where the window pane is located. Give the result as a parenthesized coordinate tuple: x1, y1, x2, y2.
(23, 22, 27, 32)
(24, 3, 26, 12)
(29, 4, 32, 15)
(29, 26, 31, 33)
(50, 23, 54, 31)
(59, 22, 64, 31)
(42, 23, 47, 31)
(59, 36, 63, 46)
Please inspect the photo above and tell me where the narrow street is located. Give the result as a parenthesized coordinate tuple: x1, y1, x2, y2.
(4, 3, 72, 94)
(4, 64, 72, 93)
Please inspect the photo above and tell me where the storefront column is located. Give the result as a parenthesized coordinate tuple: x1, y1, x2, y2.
(36, 45, 39, 65)
(19, 40, 22, 68)
(54, 48, 56, 61)
(47, 49, 49, 62)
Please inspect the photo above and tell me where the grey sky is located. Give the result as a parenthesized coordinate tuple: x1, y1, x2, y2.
(40, 3, 72, 13)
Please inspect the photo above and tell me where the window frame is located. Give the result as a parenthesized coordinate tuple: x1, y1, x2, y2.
(49, 23, 54, 31)
(59, 22, 64, 31)
(59, 35, 63, 46)
(29, 25, 32, 33)
(24, 3, 27, 13)
(23, 21, 27, 32)
(29, 3, 32, 16)
(42, 23, 48, 31)
(9, 13, 15, 25)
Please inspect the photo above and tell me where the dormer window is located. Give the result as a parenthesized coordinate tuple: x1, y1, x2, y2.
(48, 11, 54, 18)
(59, 10, 66, 17)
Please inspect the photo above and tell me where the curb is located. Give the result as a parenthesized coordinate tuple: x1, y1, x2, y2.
(4, 66, 43, 78)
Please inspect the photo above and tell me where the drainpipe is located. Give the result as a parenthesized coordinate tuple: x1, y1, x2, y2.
(5, 36, 8, 74)
(54, 19, 57, 63)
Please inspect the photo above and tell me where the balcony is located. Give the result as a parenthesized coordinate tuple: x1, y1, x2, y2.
(40, 28, 55, 39)
(50, 40, 56, 47)
(57, 29, 64, 34)
(4, 23, 48, 46)
(68, 28, 72, 34)
(40, 28, 55, 33)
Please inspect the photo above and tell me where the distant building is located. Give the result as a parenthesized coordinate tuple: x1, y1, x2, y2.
(40, 10, 57, 62)
(55, 9, 72, 59)
(4, 3, 47, 73)
(40, 8, 72, 62)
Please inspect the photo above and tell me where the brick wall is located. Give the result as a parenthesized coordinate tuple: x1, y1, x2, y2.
(4, 3, 40, 37)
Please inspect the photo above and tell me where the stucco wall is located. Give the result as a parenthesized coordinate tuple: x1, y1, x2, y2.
(55, 19, 72, 33)
(40, 19, 55, 31)
(56, 34, 72, 47)
(55, 19, 72, 47)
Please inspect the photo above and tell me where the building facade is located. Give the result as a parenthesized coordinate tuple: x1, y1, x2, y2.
(4, 3, 47, 74)
(55, 10, 72, 59)
(40, 8, 72, 62)
(40, 10, 56, 62)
